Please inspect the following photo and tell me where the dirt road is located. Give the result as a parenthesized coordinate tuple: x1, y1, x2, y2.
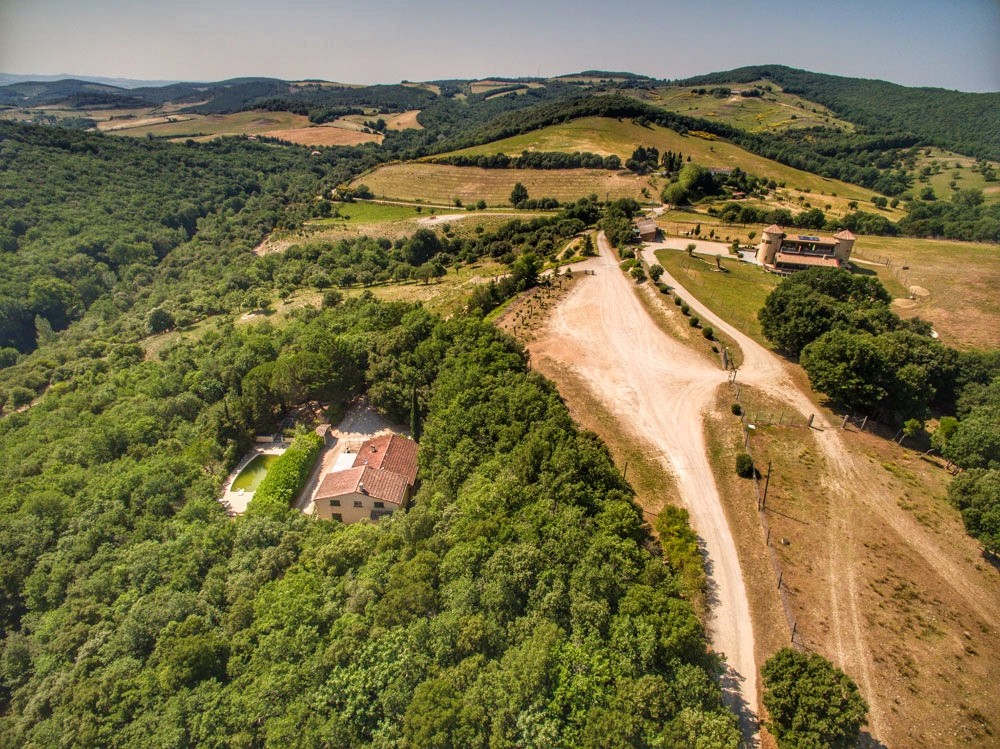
(530, 235, 759, 737)
(642, 247, 1000, 745)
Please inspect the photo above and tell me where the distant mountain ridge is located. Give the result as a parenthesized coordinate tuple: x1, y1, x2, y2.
(0, 73, 182, 89)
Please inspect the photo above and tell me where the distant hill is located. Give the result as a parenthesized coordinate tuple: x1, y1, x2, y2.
(0, 73, 181, 89)
(678, 65, 1000, 161)
(0, 79, 146, 108)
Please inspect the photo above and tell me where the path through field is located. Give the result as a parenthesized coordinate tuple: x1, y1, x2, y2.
(529, 235, 760, 740)
(640, 246, 1000, 746)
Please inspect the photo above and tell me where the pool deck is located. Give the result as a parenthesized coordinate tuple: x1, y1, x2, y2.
(219, 444, 288, 515)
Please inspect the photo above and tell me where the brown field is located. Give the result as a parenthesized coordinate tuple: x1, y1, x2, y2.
(469, 80, 525, 94)
(589, 264, 1000, 747)
(402, 82, 441, 95)
(383, 109, 423, 130)
(352, 163, 654, 204)
(260, 126, 382, 146)
(702, 381, 1000, 748)
(103, 109, 311, 139)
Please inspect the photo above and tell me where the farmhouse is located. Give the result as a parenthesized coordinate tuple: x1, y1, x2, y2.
(758, 224, 855, 273)
(635, 218, 659, 242)
(314, 433, 418, 523)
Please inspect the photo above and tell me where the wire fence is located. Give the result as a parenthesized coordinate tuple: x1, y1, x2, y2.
(730, 379, 806, 651)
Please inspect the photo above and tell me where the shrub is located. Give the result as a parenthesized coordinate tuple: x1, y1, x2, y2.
(680, 303, 690, 315)
(731, 403, 742, 416)
(689, 315, 699, 327)
(702, 326, 714, 340)
(762, 648, 868, 749)
(7, 386, 35, 409)
(673, 296, 683, 306)
(735, 453, 755, 478)
(630, 266, 647, 283)
(246, 432, 324, 517)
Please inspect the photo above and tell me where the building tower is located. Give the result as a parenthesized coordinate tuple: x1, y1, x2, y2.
(759, 224, 784, 266)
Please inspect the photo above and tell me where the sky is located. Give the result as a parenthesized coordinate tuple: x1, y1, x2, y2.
(1, 0, 998, 92)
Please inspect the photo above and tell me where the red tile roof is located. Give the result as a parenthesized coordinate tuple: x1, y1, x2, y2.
(774, 252, 841, 268)
(315, 465, 411, 506)
(353, 434, 418, 485)
(834, 229, 856, 240)
(763, 224, 784, 234)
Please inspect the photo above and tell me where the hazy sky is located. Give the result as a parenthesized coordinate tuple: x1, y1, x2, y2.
(1, 0, 998, 91)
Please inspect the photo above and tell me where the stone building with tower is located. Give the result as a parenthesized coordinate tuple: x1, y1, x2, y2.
(758, 224, 856, 273)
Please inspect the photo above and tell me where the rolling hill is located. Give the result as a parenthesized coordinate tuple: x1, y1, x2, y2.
(678, 65, 1000, 161)
(439, 116, 879, 199)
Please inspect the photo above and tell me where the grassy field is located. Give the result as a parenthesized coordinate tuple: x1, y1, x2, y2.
(101, 109, 383, 145)
(338, 259, 508, 316)
(655, 249, 780, 344)
(852, 235, 1000, 349)
(259, 208, 524, 255)
(439, 116, 885, 215)
(655, 228, 1000, 352)
(311, 202, 431, 224)
(103, 109, 308, 137)
(907, 147, 1000, 204)
(632, 80, 855, 133)
(352, 162, 654, 205)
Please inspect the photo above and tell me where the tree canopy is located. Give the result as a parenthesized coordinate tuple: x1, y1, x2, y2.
(761, 648, 868, 749)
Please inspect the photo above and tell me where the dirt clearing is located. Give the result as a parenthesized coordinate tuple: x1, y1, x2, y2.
(647, 249, 1000, 746)
(528, 236, 760, 741)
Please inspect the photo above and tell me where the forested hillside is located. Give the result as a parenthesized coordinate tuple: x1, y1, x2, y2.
(679, 65, 1000, 161)
(0, 122, 382, 356)
(0, 297, 735, 747)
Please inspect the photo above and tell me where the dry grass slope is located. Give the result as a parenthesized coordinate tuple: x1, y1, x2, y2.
(352, 163, 654, 205)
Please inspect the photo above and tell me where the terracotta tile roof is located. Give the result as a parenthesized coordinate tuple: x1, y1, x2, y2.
(634, 218, 658, 232)
(315, 465, 410, 506)
(316, 466, 365, 500)
(833, 229, 856, 240)
(353, 434, 418, 485)
(763, 224, 784, 234)
(774, 252, 841, 268)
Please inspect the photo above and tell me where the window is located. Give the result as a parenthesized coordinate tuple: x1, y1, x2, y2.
(373, 501, 385, 509)
(353, 500, 363, 508)
(329, 499, 341, 507)
(331, 513, 342, 522)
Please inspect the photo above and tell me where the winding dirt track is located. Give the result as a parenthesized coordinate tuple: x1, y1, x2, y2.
(530, 236, 759, 737)
(639, 246, 1000, 745)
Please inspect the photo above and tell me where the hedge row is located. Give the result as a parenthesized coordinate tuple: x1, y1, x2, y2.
(246, 432, 325, 516)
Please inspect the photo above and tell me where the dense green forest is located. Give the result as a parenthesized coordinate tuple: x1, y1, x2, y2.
(0, 296, 737, 747)
(0, 122, 384, 357)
